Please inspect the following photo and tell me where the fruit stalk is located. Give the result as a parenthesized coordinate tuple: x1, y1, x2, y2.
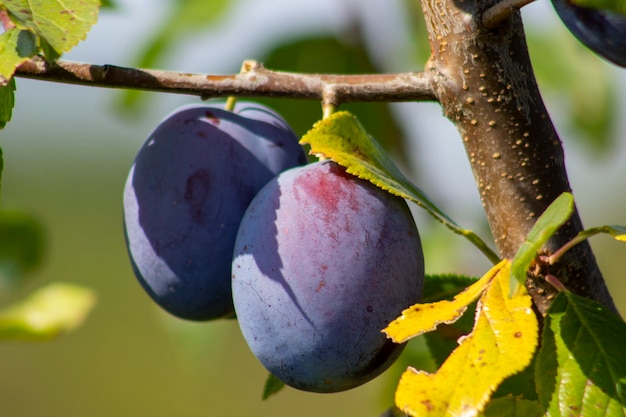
(419, 0, 617, 314)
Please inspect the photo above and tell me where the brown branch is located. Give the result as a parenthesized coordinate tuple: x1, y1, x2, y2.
(14, 57, 437, 105)
(482, 0, 535, 29)
(421, 1, 617, 315)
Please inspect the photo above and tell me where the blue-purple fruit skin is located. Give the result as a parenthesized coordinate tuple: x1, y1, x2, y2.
(552, 0, 626, 67)
(123, 102, 307, 321)
(232, 161, 424, 393)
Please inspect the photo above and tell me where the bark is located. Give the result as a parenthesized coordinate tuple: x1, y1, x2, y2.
(420, 0, 617, 314)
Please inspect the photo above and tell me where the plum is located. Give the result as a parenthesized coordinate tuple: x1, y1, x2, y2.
(231, 160, 424, 393)
(123, 101, 307, 321)
(552, 0, 626, 67)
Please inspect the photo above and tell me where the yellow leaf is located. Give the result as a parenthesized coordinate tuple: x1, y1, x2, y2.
(614, 234, 626, 242)
(0, 282, 96, 341)
(383, 260, 507, 343)
(394, 260, 539, 417)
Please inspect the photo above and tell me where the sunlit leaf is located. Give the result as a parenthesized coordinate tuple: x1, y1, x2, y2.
(262, 373, 285, 400)
(1, 0, 99, 59)
(0, 28, 37, 86)
(536, 292, 626, 416)
(0, 282, 96, 341)
(300, 111, 499, 263)
(510, 192, 574, 295)
(384, 261, 505, 344)
(394, 260, 539, 417)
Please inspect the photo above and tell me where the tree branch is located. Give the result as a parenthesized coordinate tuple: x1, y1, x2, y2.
(420, 0, 617, 315)
(482, 0, 535, 29)
(14, 57, 437, 105)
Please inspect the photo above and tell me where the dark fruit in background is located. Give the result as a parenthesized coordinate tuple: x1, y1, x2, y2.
(232, 160, 424, 393)
(123, 101, 307, 321)
(552, 0, 626, 67)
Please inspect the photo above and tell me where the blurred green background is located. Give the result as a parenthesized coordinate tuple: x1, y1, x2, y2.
(1, 1, 625, 416)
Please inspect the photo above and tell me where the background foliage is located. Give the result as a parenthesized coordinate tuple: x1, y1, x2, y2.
(0, 0, 625, 416)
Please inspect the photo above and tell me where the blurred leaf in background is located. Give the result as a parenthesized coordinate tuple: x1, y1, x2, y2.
(0, 282, 96, 341)
(101, 0, 117, 9)
(527, 28, 617, 155)
(404, 0, 430, 66)
(0, 209, 45, 291)
(120, 0, 234, 108)
(0, 79, 14, 129)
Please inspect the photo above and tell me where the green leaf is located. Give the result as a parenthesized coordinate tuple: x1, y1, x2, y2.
(300, 111, 500, 264)
(536, 292, 626, 416)
(1, 0, 100, 59)
(0, 78, 14, 130)
(0, 28, 38, 86)
(0, 210, 45, 289)
(262, 373, 285, 400)
(482, 396, 544, 417)
(493, 349, 540, 402)
(0, 282, 96, 341)
(510, 192, 574, 296)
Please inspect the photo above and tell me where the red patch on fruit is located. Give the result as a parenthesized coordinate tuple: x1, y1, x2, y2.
(294, 163, 357, 214)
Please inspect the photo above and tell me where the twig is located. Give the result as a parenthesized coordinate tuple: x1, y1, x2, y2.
(14, 58, 437, 105)
(481, 0, 535, 29)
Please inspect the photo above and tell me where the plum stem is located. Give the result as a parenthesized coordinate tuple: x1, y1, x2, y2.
(224, 96, 237, 112)
(322, 102, 336, 119)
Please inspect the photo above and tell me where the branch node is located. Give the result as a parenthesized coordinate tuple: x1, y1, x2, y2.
(481, 0, 535, 29)
(241, 60, 262, 73)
